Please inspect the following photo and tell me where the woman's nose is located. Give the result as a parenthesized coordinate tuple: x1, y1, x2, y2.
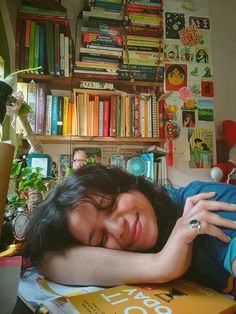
(104, 215, 125, 240)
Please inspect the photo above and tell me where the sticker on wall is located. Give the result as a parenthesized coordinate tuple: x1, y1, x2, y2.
(165, 12, 185, 39)
(182, 98, 197, 110)
(182, 110, 195, 128)
(188, 80, 201, 96)
(179, 46, 195, 62)
(189, 16, 210, 30)
(201, 66, 213, 80)
(164, 43, 179, 62)
(201, 81, 214, 97)
(188, 128, 213, 168)
(173, 132, 191, 162)
(188, 65, 200, 78)
(165, 63, 187, 91)
(195, 47, 209, 63)
(197, 99, 214, 121)
(178, 24, 201, 46)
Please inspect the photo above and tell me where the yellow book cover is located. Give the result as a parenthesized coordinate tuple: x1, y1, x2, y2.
(62, 96, 69, 136)
(71, 102, 77, 136)
(67, 280, 236, 314)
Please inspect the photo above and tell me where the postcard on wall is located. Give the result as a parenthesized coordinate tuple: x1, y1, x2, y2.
(165, 12, 185, 39)
(188, 128, 214, 169)
(173, 133, 191, 162)
(201, 81, 214, 97)
(195, 47, 209, 63)
(165, 63, 187, 91)
(164, 42, 179, 62)
(197, 99, 214, 122)
(189, 16, 210, 30)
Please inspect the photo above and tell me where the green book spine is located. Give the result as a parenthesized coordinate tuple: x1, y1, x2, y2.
(45, 22, 55, 75)
(34, 23, 39, 73)
(29, 21, 36, 69)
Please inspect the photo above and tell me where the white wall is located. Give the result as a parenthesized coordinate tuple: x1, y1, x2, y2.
(168, 0, 236, 186)
(209, 0, 236, 139)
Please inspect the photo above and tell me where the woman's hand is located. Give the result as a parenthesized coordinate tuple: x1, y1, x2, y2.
(157, 193, 236, 281)
(181, 192, 236, 243)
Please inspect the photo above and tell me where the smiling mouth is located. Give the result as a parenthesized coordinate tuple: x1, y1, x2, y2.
(128, 214, 141, 246)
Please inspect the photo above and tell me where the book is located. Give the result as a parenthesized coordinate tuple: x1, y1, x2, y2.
(35, 83, 46, 134)
(27, 80, 37, 132)
(93, 95, 99, 136)
(109, 95, 117, 136)
(62, 96, 69, 135)
(67, 280, 236, 314)
(83, 31, 123, 47)
(45, 22, 55, 75)
(57, 96, 64, 135)
(45, 95, 52, 135)
(38, 23, 45, 74)
(51, 95, 58, 135)
(103, 99, 110, 137)
(18, 269, 236, 314)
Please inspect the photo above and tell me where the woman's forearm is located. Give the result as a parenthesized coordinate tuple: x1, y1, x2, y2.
(38, 242, 192, 286)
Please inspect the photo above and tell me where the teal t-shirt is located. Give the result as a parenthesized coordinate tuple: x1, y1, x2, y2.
(165, 181, 236, 296)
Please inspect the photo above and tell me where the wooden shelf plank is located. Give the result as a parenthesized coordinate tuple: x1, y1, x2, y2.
(17, 73, 164, 91)
(37, 135, 164, 144)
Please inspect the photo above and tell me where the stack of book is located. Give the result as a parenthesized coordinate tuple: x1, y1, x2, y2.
(74, 2, 124, 80)
(120, 0, 164, 82)
(15, 4, 73, 77)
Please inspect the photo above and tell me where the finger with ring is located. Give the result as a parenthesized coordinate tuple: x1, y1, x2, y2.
(189, 219, 201, 235)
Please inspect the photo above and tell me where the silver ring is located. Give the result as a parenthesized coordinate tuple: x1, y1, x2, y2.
(189, 219, 201, 235)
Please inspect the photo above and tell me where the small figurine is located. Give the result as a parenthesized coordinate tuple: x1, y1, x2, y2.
(210, 120, 236, 185)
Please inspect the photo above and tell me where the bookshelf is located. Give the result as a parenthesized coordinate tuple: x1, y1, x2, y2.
(15, 0, 166, 148)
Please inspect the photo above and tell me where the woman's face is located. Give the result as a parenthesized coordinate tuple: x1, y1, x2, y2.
(67, 191, 158, 252)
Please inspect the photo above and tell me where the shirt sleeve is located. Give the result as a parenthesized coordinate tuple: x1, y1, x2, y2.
(224, 237, 236, 277)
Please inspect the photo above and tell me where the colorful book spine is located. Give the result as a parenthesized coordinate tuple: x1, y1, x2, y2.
(51, 95, 58, 135)
(134, 94, 141, 137)
(45, 94, 52, 135)
(64, 36, 69, 77)
(35, 83, 46, 134)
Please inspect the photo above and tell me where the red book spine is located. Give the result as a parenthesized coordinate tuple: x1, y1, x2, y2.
(103, 99, 110, 137)
(109, 95, 117, 137)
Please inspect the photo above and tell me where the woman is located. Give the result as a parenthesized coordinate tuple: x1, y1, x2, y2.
(23, 164, 236, 296)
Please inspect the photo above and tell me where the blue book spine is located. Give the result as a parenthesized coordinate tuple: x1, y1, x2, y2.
(51, 95, 58, 135)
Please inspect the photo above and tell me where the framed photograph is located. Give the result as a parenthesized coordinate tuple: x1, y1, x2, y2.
(28, 152, 52, 178)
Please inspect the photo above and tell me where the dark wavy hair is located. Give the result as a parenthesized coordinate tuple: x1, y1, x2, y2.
(23, 164, 179, 265)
